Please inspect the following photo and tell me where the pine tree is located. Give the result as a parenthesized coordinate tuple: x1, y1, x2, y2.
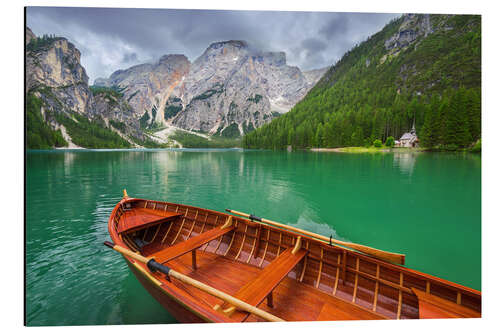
(437, 94, 451, 145)
(465, 88, 481, 141)
(314, 123, 323, 147)
(351, 126, 364, 146)
(420, 95, 440, 147)
(448, 88, 472, 147)
(287, 127, 295, 147)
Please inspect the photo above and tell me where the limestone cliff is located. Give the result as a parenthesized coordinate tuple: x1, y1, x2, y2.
(26, 34, 93, 115)
(25, 28, 145, 148)
(94, 54, 190, 127)
(25, 27, 36, 45)
(95, 40, 327, 136)
(303, 67, 330, 86)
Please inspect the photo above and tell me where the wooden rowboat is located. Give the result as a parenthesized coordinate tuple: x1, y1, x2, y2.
(106, 190, 481, 323)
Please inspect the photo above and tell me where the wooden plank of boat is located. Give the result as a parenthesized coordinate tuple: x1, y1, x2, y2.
(315, 301, 385, 321)
(217, 240, 307, 321)
(412, 288, 481, 319)
(151, 224, 236, 264)
(117, 207, 181, 234)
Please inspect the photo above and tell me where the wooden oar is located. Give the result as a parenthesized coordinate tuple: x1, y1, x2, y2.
(103, 241, 284, 322)
(225, 209, 405, 265)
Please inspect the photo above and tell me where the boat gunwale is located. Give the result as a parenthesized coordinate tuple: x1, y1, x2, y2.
(107, 197, 236, 323)
(108, 196, 481, 321)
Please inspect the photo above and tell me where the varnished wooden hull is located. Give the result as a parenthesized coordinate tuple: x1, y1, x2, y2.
(126, 260, 208, 323)
(107, 196, 481, 323)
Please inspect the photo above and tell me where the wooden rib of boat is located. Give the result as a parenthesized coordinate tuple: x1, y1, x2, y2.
(107, 192, 481, 323)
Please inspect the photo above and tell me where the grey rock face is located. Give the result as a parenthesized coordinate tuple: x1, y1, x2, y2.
(26, 27, 35, 45)
(303, 67, 329, 86)
(385, 29, 417, 50)
(26, 31, 94, 115)
(379, 14, 437, 66)
(96, 40, 326, 136)
(26, 27, 140, 140)
(174, 40, 289, 135)
(94, 55, 190, 127)
(384, 14, 434, 51)
(93, 93, 143, 139)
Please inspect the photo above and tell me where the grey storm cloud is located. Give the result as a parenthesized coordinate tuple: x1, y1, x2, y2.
(122, 52, 138, 63)
(301, 38, 328, 53)
(26, 7, 400, 83)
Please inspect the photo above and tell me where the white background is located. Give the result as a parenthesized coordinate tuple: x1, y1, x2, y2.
(1, 0, 497, 332)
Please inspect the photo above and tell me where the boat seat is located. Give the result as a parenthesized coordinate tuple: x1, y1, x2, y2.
(119, 208, 182, 234)
(411, 288, 481, 319)
(150, 225, 236, 265)
(219, 246, 307, 321)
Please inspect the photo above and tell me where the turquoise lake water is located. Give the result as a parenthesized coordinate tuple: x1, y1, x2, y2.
(25, 149, 481, 326)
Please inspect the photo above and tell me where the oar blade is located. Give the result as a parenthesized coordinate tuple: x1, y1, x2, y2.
(345, 242, 405, 265)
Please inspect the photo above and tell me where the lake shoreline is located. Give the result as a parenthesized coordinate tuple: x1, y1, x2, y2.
(310, 147, 480, 154)
(27, 145, 480, 154)
(311, 147, 423, 153)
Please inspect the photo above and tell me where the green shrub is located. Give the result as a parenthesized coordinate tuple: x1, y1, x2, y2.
(470, 139, 481, 153)
(385, 136, 395, 147)
(220, 123, 241, 138)
(164, 104, 183, 119)
(441, 144, 459, 151)
(247, 94, 263, 104)
(191, 84, 224, 101)
(373, 139, 383, 148)
(242, 122, 255, 134)
(109, 120, 126, 132)
(139, 111, 150, 129)
(90, 85, 124, 98)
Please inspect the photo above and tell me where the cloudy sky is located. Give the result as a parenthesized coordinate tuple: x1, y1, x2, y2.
(26, 7, 400, 83)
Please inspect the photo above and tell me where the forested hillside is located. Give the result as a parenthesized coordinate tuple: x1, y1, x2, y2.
(243, 14, 481, 150)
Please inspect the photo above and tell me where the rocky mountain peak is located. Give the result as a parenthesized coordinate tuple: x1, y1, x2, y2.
(207, 40, 249, 50)
(26, 29, 92, 114)
(158, 54, 189, 65)
(195, 40, 250, 67)
(26, 28, 145, 148)
(92, 40, 327, 137)
(252, 51, 286, 67)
